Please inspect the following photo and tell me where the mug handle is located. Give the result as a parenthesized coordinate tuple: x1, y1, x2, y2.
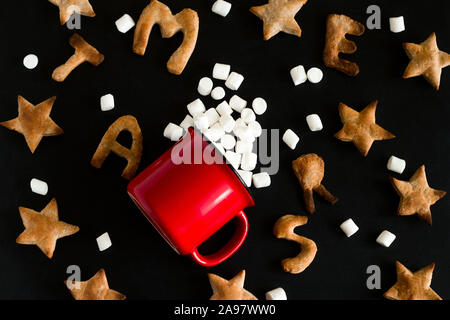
(189, 210, 249, 267)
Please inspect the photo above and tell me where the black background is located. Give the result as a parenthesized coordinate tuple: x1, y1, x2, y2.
(0, 0, 449, 300)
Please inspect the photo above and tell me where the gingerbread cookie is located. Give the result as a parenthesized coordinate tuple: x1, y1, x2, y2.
(335, 101, 395, 156)
(208, 270, 257, 300)
(390, 165, 446, 225)
(323, 14, 365, 76)
(16, 198, 79, 259)
(0, 95, 63, 153)
(384, 261, 442, 300)
(403, 32, 450, 90)
(250, 0, 308, 40)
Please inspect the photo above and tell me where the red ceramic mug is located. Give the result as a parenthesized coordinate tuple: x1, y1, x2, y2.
(127, 128, 254, 267)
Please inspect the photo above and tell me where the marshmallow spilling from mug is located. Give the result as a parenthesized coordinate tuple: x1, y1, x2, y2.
(163, 63, 273, 189)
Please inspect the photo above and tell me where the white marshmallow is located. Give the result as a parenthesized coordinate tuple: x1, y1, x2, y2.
(252, 172, 271, 188)
(96, 232, 112, 252)
(290, 65, 307, 86)
(237, 170, 252, 187)
(235, 140, 253, 154)
(307, 67, 323, 84)
(212, 0, 232, 17)
(221, 134, 236, 149)
(115, 14, 135, 33)
(211, 86, 225, 100)
(387, 156, 406, 174)
(241, 152, 257, 171)
(225, 72, 244, 91)
(248, 121, 262, 137)
(216, 101, 233, 116)
(194, 114, 210, 131)
(340, 219, 359, 237)
(179, 115, 194, 130)
(252, 97, 267, 115)
(23, 54, 39, 70)
(241, 108, 256, 124)
(389, 16, 405, 33)
(376, 230, 396, 248)
(187, 98, 206, 116)
(198, 77, 214, 96)
(30, 178, 48, 196)
(282, 129, 300, 150)
(205, 108, 220, 126)
(204, 123, 225, 142)
(236, 126, 255, 143)
(265, 287, 287, 300)
(163, 123, 184, 141)
(219, 114, 236, 132)
(225, 151, 241, 169)
(213, 63, 231, 80)
(306, 114, 323, 132)
(100, 94, 115, 111)
(229, 95, 247, 113)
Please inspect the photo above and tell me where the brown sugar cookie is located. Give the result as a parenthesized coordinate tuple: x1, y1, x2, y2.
(250, 0, 308, 40)
(292, 153, 338, 214)
(16, 198, 79, 259)
(0, 95, 63, 153)
(208, 270, 257, 300)
(384, 261, 442, 300)
(65, 269, 126, 300)
(323, 14, 365, 76)
(48, 0, 95, 25)
(403, 32, 450, 90)
(273, 215, 317, 274)
(91, 115, 143, 180)
(334, 101, 395, 156)
(390, 165, 446, 225)
(133, 0, 199, 75)
(52, 33, 104, 82)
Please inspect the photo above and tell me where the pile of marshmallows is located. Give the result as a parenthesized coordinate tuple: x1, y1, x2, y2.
(29, 178, 113, 252)
(163, 63, 271, 189)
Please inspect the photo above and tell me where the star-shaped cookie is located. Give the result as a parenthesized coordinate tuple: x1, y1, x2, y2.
(334, 101, 395, 156)
(48, 0, 96, 25)
(390, 165, 446, 225)
(208, 270, 257, 300)
(384, 261, 442, 300)
(65, 269, 126, 300)
(16, 198, 79, 259)
(250, 0, 308, 40)
(403, 32, 450, 90)
(0, 95, 63, 153)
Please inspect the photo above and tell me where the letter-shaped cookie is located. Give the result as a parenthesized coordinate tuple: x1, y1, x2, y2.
(273, 215, 317, 274)
(133, 0, 199, 75)
(323, 14, 365, 76)
(292, 153, 338, 214)
(91, 115, 143, 180)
